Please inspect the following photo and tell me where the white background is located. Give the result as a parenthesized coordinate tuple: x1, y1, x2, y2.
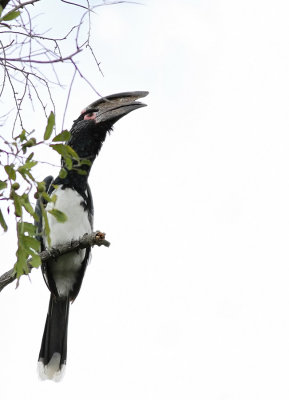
(1, 0, 289, 399)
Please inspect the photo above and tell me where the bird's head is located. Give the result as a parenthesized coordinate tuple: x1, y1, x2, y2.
(57, 91, 148, 189)
(68, 91, 148, 159)
(74, 91, 148, 128)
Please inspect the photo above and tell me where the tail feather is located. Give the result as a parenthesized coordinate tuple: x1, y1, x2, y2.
(38, 295, 70, 382)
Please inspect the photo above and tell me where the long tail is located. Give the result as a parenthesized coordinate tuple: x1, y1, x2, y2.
(38, 295, 70, 381)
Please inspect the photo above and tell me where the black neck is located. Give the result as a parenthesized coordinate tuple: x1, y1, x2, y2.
(53, 120, 109, 195)
(54, 168, 90, 195)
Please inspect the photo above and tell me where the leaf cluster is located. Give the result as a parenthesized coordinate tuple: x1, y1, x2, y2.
(0, 112, 88, 278)
(0, 0, 121, 281)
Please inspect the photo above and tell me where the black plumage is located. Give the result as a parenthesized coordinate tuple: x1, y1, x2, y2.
(35, 91, 148, 381)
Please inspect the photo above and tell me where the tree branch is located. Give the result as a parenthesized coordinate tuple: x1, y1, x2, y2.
(0, 48, 82, 64)
(0, 230, 110, 293)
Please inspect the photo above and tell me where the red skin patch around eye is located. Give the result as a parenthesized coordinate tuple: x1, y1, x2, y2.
(81, 109, 97, 121)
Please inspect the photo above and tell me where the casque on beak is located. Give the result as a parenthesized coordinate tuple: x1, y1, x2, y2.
(82, 91, 149, 125)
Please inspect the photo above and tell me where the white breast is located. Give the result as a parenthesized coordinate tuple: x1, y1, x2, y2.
(44, 186, 93, 296)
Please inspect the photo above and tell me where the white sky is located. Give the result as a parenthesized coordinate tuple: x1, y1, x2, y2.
(2, 0, 289, 399)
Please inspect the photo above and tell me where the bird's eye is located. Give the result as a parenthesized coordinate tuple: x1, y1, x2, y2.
(86, 112, 94, 118)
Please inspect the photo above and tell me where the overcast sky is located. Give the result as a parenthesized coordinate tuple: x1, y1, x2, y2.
(2, 0, 289, 399)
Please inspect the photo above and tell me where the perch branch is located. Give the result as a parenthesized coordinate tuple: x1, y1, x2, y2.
(0, 230, 110, 293)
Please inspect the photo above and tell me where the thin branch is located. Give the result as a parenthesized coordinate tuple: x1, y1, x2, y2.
(72, 58, 102, 96)
(0, 48, 82, 63)
(87, 43, 104, 76)
(0, 230, 110, 292)
(0, 25, 79, 43)
(62, 67, 77, 131)
(60, 0, 92, 11)
(97, 0, 142, 6)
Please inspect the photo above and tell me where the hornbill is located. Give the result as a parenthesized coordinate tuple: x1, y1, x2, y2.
(35, 91, 148, 381)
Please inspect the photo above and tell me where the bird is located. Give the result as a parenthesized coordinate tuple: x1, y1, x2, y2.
(35, 91, 148, 381)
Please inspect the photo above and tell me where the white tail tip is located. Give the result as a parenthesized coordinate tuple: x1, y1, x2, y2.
(38, 353, 65, 382)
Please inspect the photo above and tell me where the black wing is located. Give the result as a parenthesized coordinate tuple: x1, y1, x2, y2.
(70, 183, 94, 301)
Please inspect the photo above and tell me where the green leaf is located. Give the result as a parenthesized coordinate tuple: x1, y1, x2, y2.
(50, 143, 79, 172)
(0, 209, 7, 232)
(25, 160, 37, 169)
(0, 180, 7, 190)
(52, 130, 71, 142)
(41, 203, 51, 247)
(4, 164, 16, 180)
(21, 222, 36, 235)
(14, 223, 29, 277)
(50, 143, 68, 157)
(22, 235, 40, 252)
(21, 196, 37, 218)
(20, 129, 26, 142)
(76, 169, 87, 175)
(50, 194, 57, 203)
(14, 247, 28, 278)
(18, 167, 34, 182)
(64, 156, 73, 170)
(66, 145, 79, 160)
(29, 253, 41, 269)
(48, 209, 67, 223)
(51, 143, 78, 160)
(59, 168, 67, 179)
(15, 129, 26, 142)
(12, 193, 22, 217)
(44, 112, 55, 140)
(41, 191, 54, 203)
(17, 161, 37, 180)
(50, 143, 71, 157)
(37, 181, 46, 192)
(80, 159, 92, 166)
(0, 6, 3, 17)
(2, 10, 20, 21)
(26, 152, 34, 162)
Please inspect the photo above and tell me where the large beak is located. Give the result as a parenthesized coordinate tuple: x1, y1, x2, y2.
(84, 91, 148, 125)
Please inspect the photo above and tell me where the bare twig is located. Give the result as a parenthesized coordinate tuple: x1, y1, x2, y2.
(0, 230, 110, 292)
(0, 48, 82, 63)
(71, 58, 102, 96)
(60, 0, 92, 11)
(62, 68, 77, 130)
(0, 0, 107, 135)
